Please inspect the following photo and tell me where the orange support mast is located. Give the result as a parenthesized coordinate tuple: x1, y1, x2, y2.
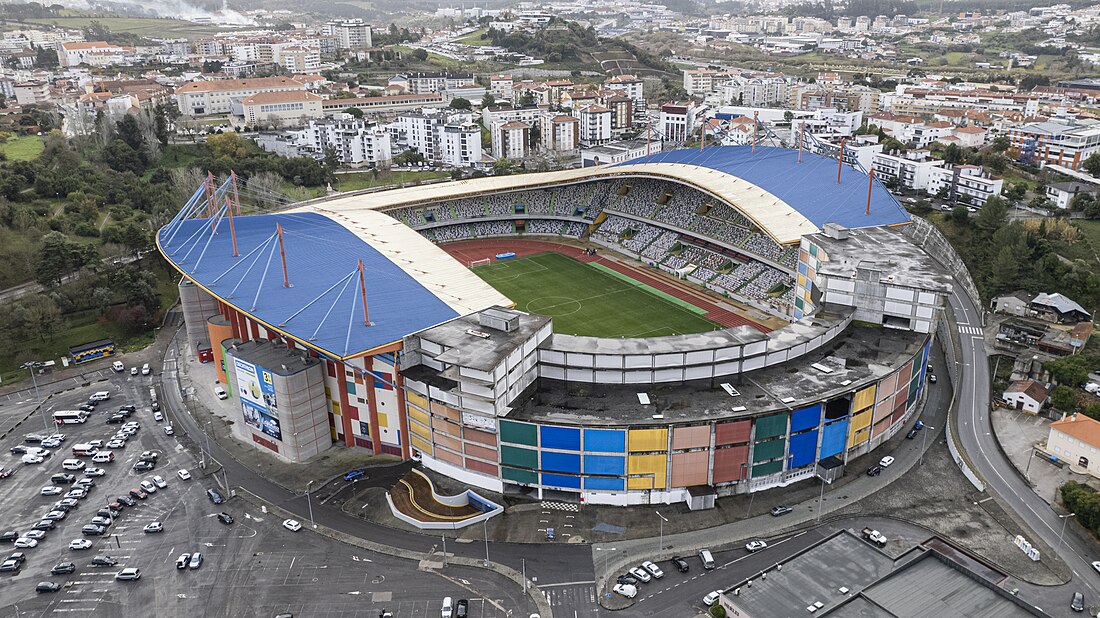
(866, 167, 875, 216)
(358, 259, 371, 326)
(837, 137, 846, 184)
(276, 223, 290, 288)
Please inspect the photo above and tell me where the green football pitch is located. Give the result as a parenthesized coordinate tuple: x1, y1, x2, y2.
(472, 253, 720, 337)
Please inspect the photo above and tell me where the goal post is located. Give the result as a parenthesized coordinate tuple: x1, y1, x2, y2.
(469, 258, 492, 268)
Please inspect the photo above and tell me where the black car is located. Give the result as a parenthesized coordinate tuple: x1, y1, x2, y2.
(9, 446, 28, 455)
(118, 405, 136, 413)
(0, 532, 17, 543)
(455, 599, 469, 618)
(217, 512, 234, 525)
(671, 557, 690, 573)
(32, 520, 56, 531)
(906, 428, 919, 439)
(9, 552, 26, 564)
(617, 574, 638, 586)
(866, 465, 882, 477)
(132, 461, 155, 472)
(106, 415, 126, 425)
(1072, 591, 1085, 612)
(770, 505, 793, 517)
(207, 488, 224, 505)
(151, 401, 160, 412)
(51, 473, 77, 485)
(81, 524, 106, 536)
(51, 562, 76, 575)
(36, 581, 62, 593)
(90, 556, 117, 567)
(117, 496, 136, 507)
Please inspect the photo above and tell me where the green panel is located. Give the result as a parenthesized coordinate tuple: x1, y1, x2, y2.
(500, 420, 538, 446)
(754, 413, 788, 440)
(502, 466, 538, 484)
(752, 438, 786, 462)
(500, 445, 538, 468)
(907, 375, 920, 405)
(752, 460, 784, 476)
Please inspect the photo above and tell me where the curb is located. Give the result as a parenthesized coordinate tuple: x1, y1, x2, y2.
(233, 487, 553, 618)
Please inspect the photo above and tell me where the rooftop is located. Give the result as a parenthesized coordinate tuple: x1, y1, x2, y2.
(413, 307, 551, 372)
(241, 90, 321, 105)
(1050, 413, 1100, 447)
(808, 226, 954, 293)
(176, 77, 307, 94)
(224, 338, 321, 376)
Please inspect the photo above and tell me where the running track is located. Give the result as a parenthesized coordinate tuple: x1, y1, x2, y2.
(441, 239, 771, 333)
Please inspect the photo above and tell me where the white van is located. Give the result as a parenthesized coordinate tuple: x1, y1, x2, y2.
(89, 391, 110, 402)
(111, 361, 124, 372)
(62, 458, 86, 471)
(91, 451, 114, 463)
(699, 549, 715, 570)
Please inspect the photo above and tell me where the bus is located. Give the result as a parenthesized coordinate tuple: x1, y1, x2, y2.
(53, 410, 88, 425)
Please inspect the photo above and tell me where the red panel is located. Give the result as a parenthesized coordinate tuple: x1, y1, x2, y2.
(671, 451, 710, 487)
(249, 320, 260, 340)
(395, 368, 410, 460)
(433, 431, 462, 453)
(712, 445, 748, 483)
(464, 442, 497, 461)
(898, 361, 913, 387)
(251, 432, 279, 453)
(465, 458, 498, 476)
(434, 420, 460, 437)
(715, 420, 751, 445)
(871, 416, 890, 438)
(465, 427, 497, 446)
(336, 365, 354, 447)
(435, 447, 463, 467)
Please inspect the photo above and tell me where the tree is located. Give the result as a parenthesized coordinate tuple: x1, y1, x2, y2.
(35, 231, 97, 287)
(1051, 385, 1078, 412)
(481, 93, 496, 108)
(941, 143, 963, 165)
(950, 205, 970, 225)
(1084, 153, 1100, 178)
(207, 132, 248, 160)
(450, 97, 472, 110)
(103, 139, 144, 174)
(990, 135, 1010, 153)
(973, 196, 1007, 231)
(344, 107, 364, 118)
(115, 115, 145, 152)
(11, 294, 62, 343)
(783, 111, 794, 124)
(411, 48, 429, 61)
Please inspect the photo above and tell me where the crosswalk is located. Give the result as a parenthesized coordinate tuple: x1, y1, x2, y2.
(958, 325, 983, 336)
(543, 582, 598, 614)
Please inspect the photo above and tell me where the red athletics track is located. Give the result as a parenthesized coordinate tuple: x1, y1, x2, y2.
(441, 238, 772, 333)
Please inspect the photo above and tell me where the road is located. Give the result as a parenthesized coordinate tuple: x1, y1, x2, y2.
(950, 283, 1100, 607)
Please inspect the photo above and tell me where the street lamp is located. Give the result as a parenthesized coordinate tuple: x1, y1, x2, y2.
(595, 546, 617, 585)
(919, 424, 936, 466)
(816, 475, 827, 523)
(481, 518, 490, 566)
(655, 510, 668, 555)
(202, 421, 213, 469)
(1058, 513, 1076, 548)
(305, 480, 316, 529)
(21, 361, 50, 432)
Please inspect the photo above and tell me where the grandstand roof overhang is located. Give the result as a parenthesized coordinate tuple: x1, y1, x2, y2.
(305, 146, 908, 246)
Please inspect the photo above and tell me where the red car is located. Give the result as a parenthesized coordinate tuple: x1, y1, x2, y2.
(0, 468, 14, 479)
(128, 488, 148, 500)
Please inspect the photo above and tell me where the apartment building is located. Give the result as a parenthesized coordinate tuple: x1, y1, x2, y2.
(927, 164, 1003, 205)
(259, 114, 392, 165)
(541, 114, 579, 152)
(391, 72, 476, 95)
(604, 74, 644, 105)
(578, 105, 612, 147)
(659, 102, 696, 142)
(323, 19, 372, 49)
(1006, 117, 1100, 170)
(57, 41, 130, 68)
(492, 121, 532, 159)
(280, 46, 321, 73)
(439, 121, 482, 167)
(870, 150, 945, 191)
(718, 74, 790, 107)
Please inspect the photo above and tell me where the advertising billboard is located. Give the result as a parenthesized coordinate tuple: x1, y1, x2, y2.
(234, 357, 282, 441)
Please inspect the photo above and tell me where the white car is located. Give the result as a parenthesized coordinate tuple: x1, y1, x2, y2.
(15, 537, 38, 548)
(139, 480, 157, 494)
(105, 440, 126, 449)
(177, 470, 191, 481)
(628, 566, 651, 583)
(613, 583, 638, 598)
(69, 539, 92, 550)
(1094, 561, 1100, 574)
(143, 522, 163, 533)
(84, 468, 105, 477)
(282, 519, 302, 532)
(64, 488, 87, 500)
(86, 440, 103, 448)
(41, 486, 63, 496)
(214, 386, 228, 400)
(642, 560, 664, 579)
(23, 530, 45, 540)
(703, 590, 722, 606)
(141, 363, 151, 376)
(163, 426, 174, 436)
(44, 510, 67, 521)
(21, 455, 44, 465)
(152, 475, 166, 489)
(130, 367, 138, 376)
(745, 540, 768, 552)
(879, 455, 895, 468)
(41, 437, 62, 448)
(153, 411, 163, 422)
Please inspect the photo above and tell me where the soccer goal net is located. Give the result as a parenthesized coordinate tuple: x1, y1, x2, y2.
(469, 258, 492, 268)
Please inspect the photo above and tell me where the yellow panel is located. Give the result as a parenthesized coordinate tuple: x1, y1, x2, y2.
(407, 392, 428, 409)
(848, 410, 872, 446)
(628, 428, 669, 452)
(407, 405, 430, 428)
(332, 402, 341, 416)
(628, 454, 667, 489)
(850, 409, 872, 432)
(377, 412, 389, 429)
(849, 426, 871, 447)
(411, 434, 433, 454)
(798, 273, 806, 288)
(853, 385, 876, 411)
(409, 419, 430, 440)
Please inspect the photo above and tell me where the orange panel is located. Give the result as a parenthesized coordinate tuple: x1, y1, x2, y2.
(432, 431, 462, 453)
(464, 427, 497, 446)
(672, 425, 710, 450)
(435, 447, 463, 467)
(434, 420, 461, 437)
(671, 451, 710, 487)
(464, 442, 497, 461)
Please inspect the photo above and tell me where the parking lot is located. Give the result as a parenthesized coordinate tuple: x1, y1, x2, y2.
(0, 366, 534, 618)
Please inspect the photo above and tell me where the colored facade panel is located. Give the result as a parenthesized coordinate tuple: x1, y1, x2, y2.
(464, 442, 497, 462)
(584, 429, 626, 453)
(411, 434, 432, 455)
(430, 401, 461, 422)
(407, 392, 428, 409)
(898, 360, 913, 385)
(752, 460, 783, 476)
(542, 451, 582, 474)
(434, 420, 460, 437)
(585, 476, 625, 491)
(541, 425, 581, 451)
(848, 410, 872, 447)
(409, 418, 431, 440)
(464, 427, 497, 446)
(541, 473, 582, 489)
(584, 454, 626, 476)
(432, 431, 461, 454)
(715, 420, 752, 445)
(628, 428, 669, 452)
(790, 405, 822, 433)
(500, 445, 538, 469)
(819, 420, 847, 458)
(672, 425, 710, 450)
(713, 446, 749, 483)
(500, 420, 538, 446)
(853, 385, 876, 411)
(788, 430, 819, 468)
(871, 416, 891, 438)
(407, 405, 430, 428)
(754, 413, 788, 439)
(753, 438, 785, 462)
(466, 458, 498, 476)
(907, 374, 920, 405)
(671, 451, 710, 487)
(502, 466, 537, 484)
(436, 447, 463, 467)
(877, 374, 898, 401)
(871, 398, 893, 425)
(627, 454, 667, 489)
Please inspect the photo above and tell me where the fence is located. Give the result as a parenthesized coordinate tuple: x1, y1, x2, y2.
(902, 216, 982, 312)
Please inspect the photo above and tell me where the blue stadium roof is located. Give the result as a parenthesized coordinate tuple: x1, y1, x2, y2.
(158, 211, 460, 359)
(616, 146, 911, 231)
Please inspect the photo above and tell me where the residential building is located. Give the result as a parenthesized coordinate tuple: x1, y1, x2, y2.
(792, 84, 880, 113)
(581, 139, 651, 167)
(604, 95, 633, 134)
(578, 105, 612, 147)
(323, 19, 372, 50)
(482, 104, 543, 130)
(1046, 181, 1100, 209)
(175, 76, 308, 117)
(240, 90, 323, 128)
(13, 81, 49, 106)
(1006, 117, 1100, 170)
(280, 46, 320, 73)
(870, 150, 945, 191)
(391, 72, 475, 95)
(993, 291, 1035, 317)
(683, 68, 737, 96)
(492, 120, 532, 159)
(439, 121, 482, 167)
(1002, 379, 1048, 414)
(320, 93, 446, 117)
(304, 114, 391, 165)
(1047, 414, 1100, 477)
(1030, 292, 1092, 324)
(926, 165, 1003, 205)
(490, 74, 513, 102)
(791, 109, 863, 139)
(541, 114, 579, 153)
(604, 74, 644, 105)
(660, 102, 696, 142)
(950, 125, 987, 148)
(718, 74, 790, 107)
(57, 41, 129, 67)
(393, 110, 447, 160)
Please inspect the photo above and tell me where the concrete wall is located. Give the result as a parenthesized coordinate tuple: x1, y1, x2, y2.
(902, 217, 981, 311)
(179, 279, 221, 353)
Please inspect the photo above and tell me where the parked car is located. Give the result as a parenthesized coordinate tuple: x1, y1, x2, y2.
(282, 519, 302, 532)
(69, 539, 92, 550)
(90, 556, 117, 567)
(152, 475, 167, 488)
(176, 553, 191, 569)
(41, 486, 63, 496)
(117, 496, 136, 507)
(217, 512, 234, 525)
(51, 562, 76, 575)
(141, 364, 151, 376)
(641, 561, 664, 579)
(142, 522, 163, 534)
(188, 553, 203, 570)
(671, 557, 689, 573)
(115, 568, 141, 581)
(15, 538, 38, 548)
(81, 525, 106, 536)
(0, 532, 17, 543)
(770, 505, 793, 517)
(177, 470, 192, 481)
(628, 566, 651, 583)
(1071, 591, 1084, 612)
(745, 540, 768, 552)
(133, 461, 154, 472)
(0, 559, 19, 572)
(866, 465, 882, 477)
(36, 581, 62, 593)
(617, 574, 638, 586)
(879, 456, 895, 468)
(613, 583, 637, 598)
(84, 467, 105, 477)
(139, 480, 157, 494)
(207, 488, 224, 504)
(703, 590, 722, 606)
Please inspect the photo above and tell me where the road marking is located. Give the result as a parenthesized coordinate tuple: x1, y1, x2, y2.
(538, 580, 596, 588)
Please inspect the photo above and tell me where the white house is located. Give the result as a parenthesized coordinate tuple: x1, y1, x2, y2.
(1047, 414, 1100, 477)
(578, 105, 612, 147)
(1002, 379, 1049, 414)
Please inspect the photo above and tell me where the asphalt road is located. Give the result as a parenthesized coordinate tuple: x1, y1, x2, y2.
(950, 284, 1100, 614)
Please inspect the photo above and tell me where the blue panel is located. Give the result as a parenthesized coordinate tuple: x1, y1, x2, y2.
(790, 405, 822, 433)
(584, 429, 626, 453)
(819, 420, 848, 459)
(542, 451, 582, 474)
(541, 473, 581, 489)
(541, 425, 581, 451)
(789, 430, 819, 468)
(618, 147, 910, 232)
(584, 476, 624, 491)
(584, 454, 625, 476)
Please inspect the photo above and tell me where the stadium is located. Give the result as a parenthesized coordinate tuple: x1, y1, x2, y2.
(158, 145, 953, 507)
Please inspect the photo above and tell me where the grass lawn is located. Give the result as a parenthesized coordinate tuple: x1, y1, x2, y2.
(456, 28, 493, 46)
(22, 16, 224, 39)
(1075, 220, 1100, 263)
(472, 252, 719, 337)
(335, 170, 449, 192)
(0, 135, 44, 161)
